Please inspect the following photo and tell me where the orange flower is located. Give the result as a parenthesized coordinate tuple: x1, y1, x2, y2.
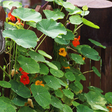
(35, 80, 44, 87)
(63, 66, 70, 69)
(16, 18, 24, 26)
(59, 48, 67, 57)
(82, 57, 85, 60)
(8, 12, 16, 22)
(107, 104, 112, 112)
(72, 35, 80, 47)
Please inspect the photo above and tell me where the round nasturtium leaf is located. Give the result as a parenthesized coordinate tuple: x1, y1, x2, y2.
(70, 53, 84, 65)
(3, 29, 37, 48)
(92, 66, 101, 77)
(39, 63, 49, 75)
(65, 72, 75, 81)
(0, 100, 16, 112)
(69, 15, 83, 25)
(50, 68, 64, 78)
(12, 7, 42, 22)
(36, 19, 67, 38)
(43, 9, 65, 20)
(81, 46, 100, 61)
(18, 106, 34, 112)
(3, 1, 22, 10)
(44, 76, 61, 90)
(17, 55, 40, 74)
(31, 84, 51, 108)
(12, 95, 27, 106)
(51, 96, 63, 110)
(29, 51, 46, 62)
(62, 104, 73, 112)
(0, 81, 11, 88)
(105, 92, 112, 104)
(62, 2, 75, 12)
(89, 39, 106, 49)
(55, 89, 63, 98)
(62, 89, 74, 99)
(74, 81, 83, 90)
(57, 78, 67, 87)
(76, 104, 93, 112)
(69, 7, 82, 15)
(10, 80, 31, 98)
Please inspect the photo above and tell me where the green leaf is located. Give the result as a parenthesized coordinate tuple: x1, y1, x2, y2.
(12, 96, 27, 106)
(26, 21, 36, 28)
(50, 68, 64, 78)
(69, 15, 83, 25)
(29, 51, 46, 62)
(36, 19, 66, 38)
(70, 53, 84, 65)
(39, 63, 49, 75)
(17, 55, 40, 74)
(105, 92, 112, 104)
(0, 81, 11, 88)
(65, 72, 75, 81)
(18, 106, 35, 112)
(3, 29, 37, 48)
(51, 61, 61, 69)
(89, 39, 106, 49)
(77, 104, 93, 112)
(55, 29, 74, 45)
(81, 46, 100, 61)
(55, 89, 63, 98)
(51, 96, 63, 110)
(38, 50, 52, 59)
(0, 99, 16, 112)
(62, 104, 73, 112)
(62, 89, 74, 99)
(31, 84, 51, 108)
(88, 86, 103, 93)
(45, 61, 58, 70)
(43, 9, 65, 20)
(3, 1, 22, 10)
(12, 7, 42, 22)
(72, 101, 80, 107)
(74, 81, 83, 90)
(69, 7, 82, 15)
(84, 91, 107, 111)
(44, 76, 61, 90)
(81, 11, 89, 16)
(10, 80, 31, 98)
(4, 22, 17, 30)
(92, 66, 101, 77)
(57, 78, 67, 87)
(82, 18, 100, 29)
(62, 2, 75, 12)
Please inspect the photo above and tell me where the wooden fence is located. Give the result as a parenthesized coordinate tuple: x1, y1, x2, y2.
(0, 2, 112, 96)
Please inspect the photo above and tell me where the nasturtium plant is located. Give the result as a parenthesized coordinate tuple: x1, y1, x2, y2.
(0, 0, 109, 112)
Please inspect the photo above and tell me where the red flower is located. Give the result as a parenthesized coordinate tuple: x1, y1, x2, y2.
(20, 74, 30, 85)
(16, 18, 24, 26)
(19, 67, 29, 75)
(8, 12, 16, 22)
(72, 35, 80, 47)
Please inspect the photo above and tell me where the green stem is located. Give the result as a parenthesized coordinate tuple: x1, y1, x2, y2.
(37, 33, 44, 42)
(66, 46, 77, 52)
(83, 70, 93, 74)
(35, 35, 47, 51)
(60, 6, 63, 12)
(0, 66, 11, 80)
(14, 44, 18, 75)
(74, 24, 83, 34)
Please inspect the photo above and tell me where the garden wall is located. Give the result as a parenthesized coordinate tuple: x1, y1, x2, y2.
(0, 2, 112, 95)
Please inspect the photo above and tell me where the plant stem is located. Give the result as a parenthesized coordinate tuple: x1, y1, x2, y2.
(60, 6, 63, 12)
(74, 24, 83, 34)
(0, 66, 11, 80)
(38, 33, 44, 42)
(35, 35, 47, 51)
(83, 70, 93, 74)
(66, 46, 77, 52)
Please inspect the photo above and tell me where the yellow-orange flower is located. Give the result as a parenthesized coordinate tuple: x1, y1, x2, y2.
(35, 80, 44, 87)
(63, 66, 70, 69)
(59, 48, 67, 57)
(82, 57, 85, 60)
(107, 104, 112, 112)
